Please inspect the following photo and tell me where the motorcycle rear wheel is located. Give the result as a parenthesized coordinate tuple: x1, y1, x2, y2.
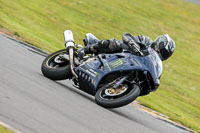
(41, 49, 72, 80)
(95, 83, 140, 108)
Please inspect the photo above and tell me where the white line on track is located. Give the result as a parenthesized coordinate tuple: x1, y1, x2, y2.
(0, 121, 22, 133)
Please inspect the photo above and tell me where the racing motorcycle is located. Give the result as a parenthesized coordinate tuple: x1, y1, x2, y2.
(41, 30, 162, 108)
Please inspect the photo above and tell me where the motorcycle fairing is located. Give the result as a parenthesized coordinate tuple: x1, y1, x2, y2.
(75, 48, 162, 94)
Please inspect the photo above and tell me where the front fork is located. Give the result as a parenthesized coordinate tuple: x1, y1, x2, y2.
(113, 75, 129, 89)
(113, 73, 139, 91)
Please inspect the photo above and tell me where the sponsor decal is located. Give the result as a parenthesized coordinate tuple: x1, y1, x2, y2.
(89, 69, 98, 75)
(79, 71, 82, 76)
(86, 70, 96, 77)
(111, 59, 123, 68)
(79, 66, 98, 78)
(105, 63, 111, 71)
(84, 69, 98, 77)
(85, 75, 88, 79)
(82, 73, 85, 77)
(93, 80, 96, 86)
(78, 67, 98, 86)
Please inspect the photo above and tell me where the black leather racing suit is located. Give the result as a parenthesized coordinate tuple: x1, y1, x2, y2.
(83, 33, 154, 56)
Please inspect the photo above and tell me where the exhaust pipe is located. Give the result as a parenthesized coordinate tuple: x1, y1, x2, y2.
(64, 30, 75, 49)
(63, 30, 78, 79)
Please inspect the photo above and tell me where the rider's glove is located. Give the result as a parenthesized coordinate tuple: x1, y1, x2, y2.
(122, 33, 140, 53)
(128, 40, 140, 53)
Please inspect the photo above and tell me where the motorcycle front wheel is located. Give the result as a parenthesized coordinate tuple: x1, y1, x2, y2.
(41, 49, 72, 80)
(95, 83, 140, 108)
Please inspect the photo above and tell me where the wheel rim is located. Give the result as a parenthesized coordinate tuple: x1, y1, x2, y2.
(100, 84, 131, 100)
(46, 52, 69, 68)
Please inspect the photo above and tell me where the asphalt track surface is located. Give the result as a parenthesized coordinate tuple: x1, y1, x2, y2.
(186, 0, 200, 4)
(0, 34, 190, 133)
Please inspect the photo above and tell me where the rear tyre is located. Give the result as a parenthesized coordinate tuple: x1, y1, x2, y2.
(95, 83, 140, 108)
(41, 49, 72, 80)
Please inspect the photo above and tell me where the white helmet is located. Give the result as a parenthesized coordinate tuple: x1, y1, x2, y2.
(154, 34, 175, 61)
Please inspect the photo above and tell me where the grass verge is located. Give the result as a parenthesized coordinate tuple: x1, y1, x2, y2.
(0, 124, 15, 133)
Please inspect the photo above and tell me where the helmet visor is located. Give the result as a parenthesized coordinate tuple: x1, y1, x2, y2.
(159, 42, 172, 60)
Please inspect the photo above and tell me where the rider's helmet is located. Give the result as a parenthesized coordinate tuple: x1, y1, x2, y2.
(153, 34, 175, 61)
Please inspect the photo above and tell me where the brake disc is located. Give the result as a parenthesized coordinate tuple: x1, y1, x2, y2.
(105, 84, 128, 96)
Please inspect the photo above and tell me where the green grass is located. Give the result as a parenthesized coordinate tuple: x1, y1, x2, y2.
(0, 0, 200, 132)
(0, 124, 15, 133)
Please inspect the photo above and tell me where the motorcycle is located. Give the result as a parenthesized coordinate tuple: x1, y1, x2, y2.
(41, 30, 162, 108)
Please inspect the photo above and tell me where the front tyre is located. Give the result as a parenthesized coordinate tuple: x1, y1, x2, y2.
(95, 84, 140, 108)
(41, 49, 72, 80)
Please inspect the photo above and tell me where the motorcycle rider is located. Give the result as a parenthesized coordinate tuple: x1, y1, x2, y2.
(78, 33, 175, 62)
